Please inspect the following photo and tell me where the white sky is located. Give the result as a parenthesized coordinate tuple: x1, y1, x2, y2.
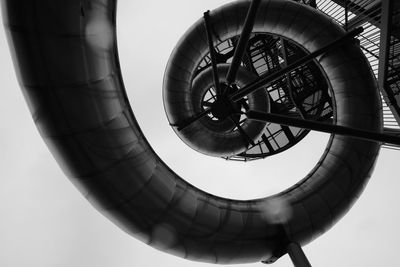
(0, 1, 399, 266)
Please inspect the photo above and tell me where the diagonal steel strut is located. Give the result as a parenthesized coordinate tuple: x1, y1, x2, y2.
(246, 110, 400, 146)
(225, 0, 261, 86)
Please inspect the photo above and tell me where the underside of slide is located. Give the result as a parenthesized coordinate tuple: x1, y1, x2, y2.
(2, 0, 382, 264)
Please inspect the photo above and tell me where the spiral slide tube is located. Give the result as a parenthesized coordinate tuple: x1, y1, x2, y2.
(2, 0, 382, 264)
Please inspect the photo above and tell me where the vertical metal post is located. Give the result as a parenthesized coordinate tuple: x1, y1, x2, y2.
(378, 0, 392, 88)
(344, 0, 349, 31)
(378, 0, 400, 122)
(287, 243, 312, 267)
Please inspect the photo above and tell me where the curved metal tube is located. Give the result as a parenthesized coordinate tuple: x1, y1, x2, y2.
(2, 0, 382, 264)
(173, 63, 269, 157)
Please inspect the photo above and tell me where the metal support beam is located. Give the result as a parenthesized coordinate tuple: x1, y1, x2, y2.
(246, 110, 400, 146)
(175, 0, 261, 131)
(287, 243, 312, 267)
(203, 11, 222, 95)
(344, 0, 349, 31)
(378, 0, 400, 124)
(346, 2, 381, 29)
(175, 27, 363, 132)
(230, 27, 363, 102)
(279, 38, 307, 119)
(378, 0, 392, 90)
(226, 0, 261, 85)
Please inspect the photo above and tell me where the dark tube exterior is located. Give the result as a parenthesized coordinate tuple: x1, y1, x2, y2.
(2, 0, 382, 264)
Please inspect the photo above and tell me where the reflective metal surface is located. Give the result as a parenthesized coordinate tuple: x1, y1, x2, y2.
(2, 0, 382, 264)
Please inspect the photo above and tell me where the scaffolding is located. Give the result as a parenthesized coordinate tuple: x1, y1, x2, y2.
(192, 0, 400, 161)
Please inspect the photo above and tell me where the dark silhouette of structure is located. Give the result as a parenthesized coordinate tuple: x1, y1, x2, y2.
(1, 0, 399, 266)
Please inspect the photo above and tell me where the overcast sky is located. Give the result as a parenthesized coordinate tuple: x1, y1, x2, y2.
(0, 1, 399, 266)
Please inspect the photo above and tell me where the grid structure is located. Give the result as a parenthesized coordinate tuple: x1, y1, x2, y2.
(196, 34, 333, 161)
(194, 0, 400, 160)
(299, 0, 400, 151)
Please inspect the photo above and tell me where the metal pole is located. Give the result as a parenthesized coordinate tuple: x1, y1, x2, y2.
(378, 0, 400, 122)
(230, 27, 363, 103)
(246, 110, 400, 146)
(344, 0, 348, 31)
(287, 243, 312, 267)
(225, 0, 261, 85)
(203, 11, 222, 95)
(378, 0, 392, 88)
